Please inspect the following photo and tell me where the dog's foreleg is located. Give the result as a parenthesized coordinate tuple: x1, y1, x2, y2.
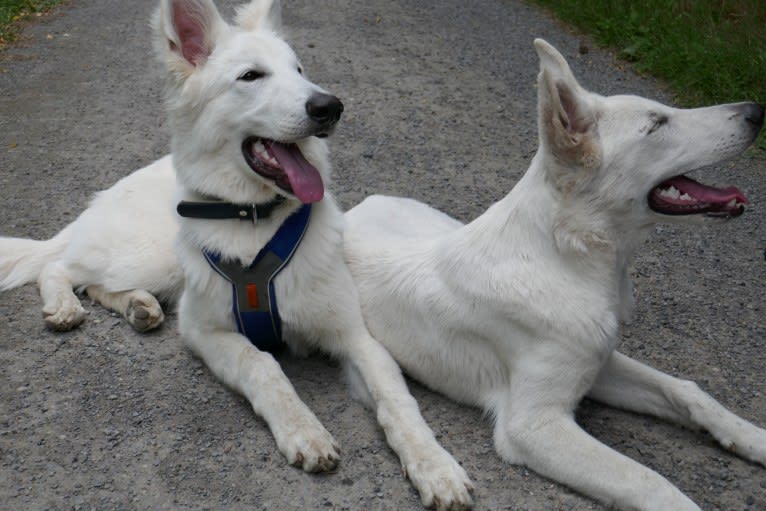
(38, 261, 86, 331)
(589, 351, 766, 466)
(85, 285, 164, 332)
(494, 403, 700, 511)
(340, 326, 474, 510)
(181, 320, 340, 472)
(493, 355, 702, 511)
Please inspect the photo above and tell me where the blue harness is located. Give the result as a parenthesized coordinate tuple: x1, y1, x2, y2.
(177, 200, 311, 352)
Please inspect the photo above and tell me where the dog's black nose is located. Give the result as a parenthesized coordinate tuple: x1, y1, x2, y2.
(306, 93, 344, 127)
(744, 102, 764, 128)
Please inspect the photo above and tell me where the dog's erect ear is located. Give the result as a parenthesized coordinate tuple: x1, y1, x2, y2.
(155, 0, 226, 74)
(534, 39, 600, 168)
(235, 0, 282, 33)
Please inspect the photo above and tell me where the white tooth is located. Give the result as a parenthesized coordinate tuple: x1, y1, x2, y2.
(659, 186, 680, 199)
(254, 142, 267, 159)
(727, 199, 737, 207)
(679, 193, 693, 201)
(250, 139, 278, 166)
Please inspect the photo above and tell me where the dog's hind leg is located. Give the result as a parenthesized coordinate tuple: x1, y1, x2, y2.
(38, 261, 86, 331)
(588, 351, 766, 466)
(85, 285, 165, 332)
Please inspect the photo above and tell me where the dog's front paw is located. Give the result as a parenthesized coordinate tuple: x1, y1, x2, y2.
(404, 447, 474, 510)
(126, 291, 164, 332)
(42, 295, 86, 331)
(273, 418, 340, 473)
(718, 422, 766, 467)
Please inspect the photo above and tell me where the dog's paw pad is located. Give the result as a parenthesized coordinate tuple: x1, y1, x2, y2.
(278, 423, 340, 473)
(291, 452, 304, 467)
(313, 452, 340, 473)
(126, 292, 164, 332)
(406, 450, 475, 510)
(291, 440, 340, 473)
(42, 296, 86, 331)
(291, 450, 339, 473)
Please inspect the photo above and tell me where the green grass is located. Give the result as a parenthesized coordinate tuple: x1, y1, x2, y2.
(529, 0, 766, 149)
(0, 0, 63, 47)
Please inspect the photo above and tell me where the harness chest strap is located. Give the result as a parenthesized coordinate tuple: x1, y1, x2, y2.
(178, 201, 312, 352)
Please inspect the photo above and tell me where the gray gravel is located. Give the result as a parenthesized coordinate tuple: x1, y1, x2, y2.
(1, 1, 765, 510)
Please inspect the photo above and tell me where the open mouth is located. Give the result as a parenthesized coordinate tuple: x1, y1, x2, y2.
(241, 136, 324, 204)
(648, 175, 747, 218)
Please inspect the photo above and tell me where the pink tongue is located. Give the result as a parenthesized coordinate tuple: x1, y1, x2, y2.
(266, 141, 324, 203)
(663, 176, 747, 204)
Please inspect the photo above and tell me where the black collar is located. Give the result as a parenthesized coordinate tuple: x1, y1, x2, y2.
(177, 195, 286, 222)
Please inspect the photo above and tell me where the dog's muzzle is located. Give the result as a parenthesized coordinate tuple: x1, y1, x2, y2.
(742, 102, 764, 130)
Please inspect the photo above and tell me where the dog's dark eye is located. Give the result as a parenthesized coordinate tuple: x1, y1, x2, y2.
(238, 70, 265, 82)
(647, 114, 668, 135)
(297, 66, 303, 75)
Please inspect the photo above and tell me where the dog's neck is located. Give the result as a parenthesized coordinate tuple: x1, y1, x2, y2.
(176, 193, 287, 222)
(439, 153, 638, 338)
(176, 183, 305, 267)
(452, 152, 642, 286)
(463, 152, 645, 324)
(502, 153, 653, 262)
(170, 149, 286, 206)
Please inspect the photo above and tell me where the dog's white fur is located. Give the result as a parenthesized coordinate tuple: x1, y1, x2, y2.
(343, 39, 766, 511)
(0, 1, 474, 508)
(0, 156, 180, 332)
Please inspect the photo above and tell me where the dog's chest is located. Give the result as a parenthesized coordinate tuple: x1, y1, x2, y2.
(199, 206, 312, 351)
(179, 204, 346, 350)
(475, 257, 623, 352)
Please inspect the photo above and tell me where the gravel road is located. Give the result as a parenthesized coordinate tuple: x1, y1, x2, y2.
(1, 1, 765, 510)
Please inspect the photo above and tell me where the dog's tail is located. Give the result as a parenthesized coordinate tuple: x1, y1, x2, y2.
(0, 224, 73, 290)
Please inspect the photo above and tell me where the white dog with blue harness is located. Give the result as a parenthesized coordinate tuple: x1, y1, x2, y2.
(157, 0, 471, 509)
(0, 0, 475, 508)
(154, 0, 475, 507)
